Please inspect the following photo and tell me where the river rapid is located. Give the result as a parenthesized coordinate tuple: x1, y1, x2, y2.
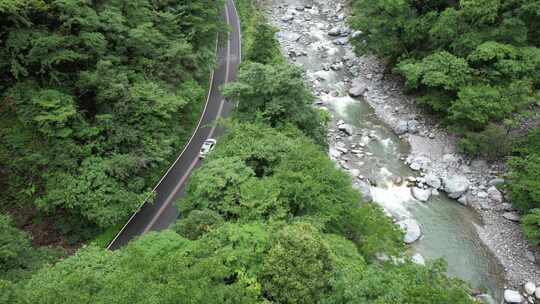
(257, 0, 540, 302)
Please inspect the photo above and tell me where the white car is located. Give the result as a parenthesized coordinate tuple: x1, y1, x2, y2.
(199, 139, 217, 158)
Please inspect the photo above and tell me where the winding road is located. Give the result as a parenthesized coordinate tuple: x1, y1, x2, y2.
(107, 0, 241, 250)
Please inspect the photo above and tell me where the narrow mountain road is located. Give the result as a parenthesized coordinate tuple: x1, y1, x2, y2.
(107, 0, 241, 250)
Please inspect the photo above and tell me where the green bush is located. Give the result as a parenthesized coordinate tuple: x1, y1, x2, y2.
(507, 153, 540, 213)
(223, 63, 328, 147)
(457, 124, 512, 160)
(522, 209, 540, 246)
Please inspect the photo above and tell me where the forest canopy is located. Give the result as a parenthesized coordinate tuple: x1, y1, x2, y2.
(0, 0, 223, 241)
(350, 0, 540, 245)
(1, 1, 483, 303)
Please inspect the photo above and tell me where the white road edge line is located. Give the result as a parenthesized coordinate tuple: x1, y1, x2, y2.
(142, 0, 235, 234)
(231, 0, 242, 62)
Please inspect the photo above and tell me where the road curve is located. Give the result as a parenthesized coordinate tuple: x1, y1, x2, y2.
(107, 0, 241, 250)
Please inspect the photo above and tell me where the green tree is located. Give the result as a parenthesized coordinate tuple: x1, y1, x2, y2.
(507, 154, 540, 213)
(0, 214, 59, 282)
(0, 215, 33, 274)
(173, 209, 225, 240)
(449, 85, 512, 129)
(247, 23, 282, 64)
(260, 223, 334, 304)
(457, 123, 513, 159)
(223, 63, 327, 147)
(396, 51, 472, 92)
(522, 209, 540, 246)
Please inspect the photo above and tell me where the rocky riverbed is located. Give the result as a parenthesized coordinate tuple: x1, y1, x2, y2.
(261, 0, 540, 302)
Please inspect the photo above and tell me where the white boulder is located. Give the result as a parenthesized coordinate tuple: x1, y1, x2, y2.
(338, 123, 354, 136)
(457, 195, 468, 206)
(487, 186, 503, 204)
(535, 286, 540, 299)
(407, 120, 419, 134)
(397, 219, 422, 244)
(395, 120, 409, 135)
(504, 289, 523, 303)
(328, 26, 343, 36)
(524, 282, 536, 295)
(411, 187, 431, 202)
(424, 173, 442, 189)
(348, 84, 368, 98)
(411, 253, 425, 265)
(443, 175, 470, 199)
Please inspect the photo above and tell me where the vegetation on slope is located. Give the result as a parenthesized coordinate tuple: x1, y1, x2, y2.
(349, 0, 540, 245)
(0, 0, 222, 243)
(1, 1, 479, 303)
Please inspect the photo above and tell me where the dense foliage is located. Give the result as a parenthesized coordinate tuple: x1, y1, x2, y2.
(508, 127, 540, 244)
(350, 0, 540, 245)
(0, 0, 222, 241)
(8, 120, 475, 303)
(0, 214, 59, 282)
(2, 1, 478, 303)
(223, 63, 328, 147)
(350, 0, 539, 153)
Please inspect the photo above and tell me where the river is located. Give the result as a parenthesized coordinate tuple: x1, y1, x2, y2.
(262, 0, 506, 302)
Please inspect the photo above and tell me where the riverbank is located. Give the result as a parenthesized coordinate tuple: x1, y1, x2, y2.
(261, 0, 540, 299)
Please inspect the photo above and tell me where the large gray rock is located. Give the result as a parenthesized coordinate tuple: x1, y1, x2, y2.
(504, 289, 523, 303)
(425, 174, 442, 189)
(407, 120, 419, 134)
(328, 26, 342, 36)
(395, 120, 409, 135)
(488, 178, 505, 187)
(457, 194, 469, 206)
(443, 175, 470, 199)
(503, 212, 520, 222)
(354, 181, 373, 203)
(487, 186, 503, 204)
(397, 219, 422, 244)
(348, 84, 368, 98)
(338, 123, 354, 136)
(411, 187, 431, 202)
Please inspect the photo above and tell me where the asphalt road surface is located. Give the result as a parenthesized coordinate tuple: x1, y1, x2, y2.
(107, 0, 241, 250)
